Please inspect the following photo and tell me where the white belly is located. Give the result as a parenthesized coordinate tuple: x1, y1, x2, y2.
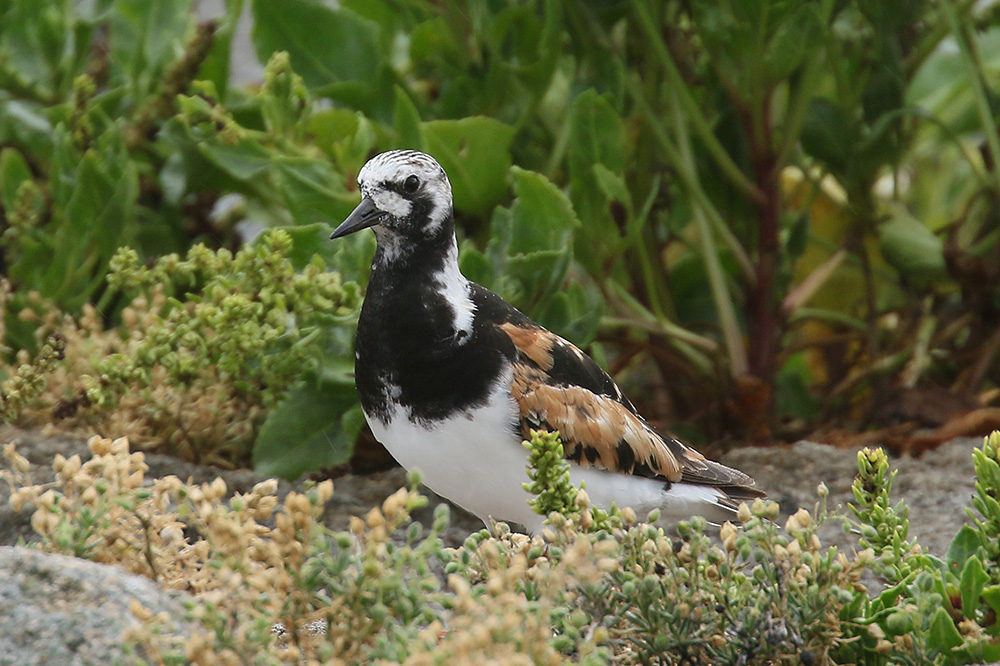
(367, 369, 731, 532)
(367, 369, 543, 529)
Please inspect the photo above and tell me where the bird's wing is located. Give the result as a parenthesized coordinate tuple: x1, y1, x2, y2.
(497, 318, 760, 495)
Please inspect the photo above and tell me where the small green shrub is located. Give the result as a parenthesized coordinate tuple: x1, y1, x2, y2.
(835, 435, 1000, 664)
(2, 231, 361, 469)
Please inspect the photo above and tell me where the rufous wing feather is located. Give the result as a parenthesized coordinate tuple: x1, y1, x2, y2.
(499, 321, 763, 497)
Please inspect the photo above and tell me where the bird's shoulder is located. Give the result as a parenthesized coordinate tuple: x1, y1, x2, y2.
(469, 283, 624, 401)
(471, 283, 759, 495)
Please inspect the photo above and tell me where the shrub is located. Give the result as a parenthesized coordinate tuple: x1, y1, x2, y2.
(7, 430, 1000, 664)
(5, 0, 1000, 467)
(1, 230, 360, 468)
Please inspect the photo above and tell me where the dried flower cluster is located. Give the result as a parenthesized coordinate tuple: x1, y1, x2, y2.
(7, 430, 1000, 664)
(3, 434, 340, 664)
(0, 331, 64, 422)
(0, 430, 879, 665)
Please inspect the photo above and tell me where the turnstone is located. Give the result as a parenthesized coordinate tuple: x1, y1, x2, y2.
(331, 150, 763, 532)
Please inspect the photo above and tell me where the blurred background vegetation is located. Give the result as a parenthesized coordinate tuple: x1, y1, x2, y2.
(1, 0, 1000, 478)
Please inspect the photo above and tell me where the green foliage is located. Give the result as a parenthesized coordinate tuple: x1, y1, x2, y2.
(0, 0, 202, 323)
(967, 431, 1000, 585)
(836, 433, 1000, 665)
(522, 427, 861, 663)
(520, 428, 1000, 665)
(848, 447, 926, 584)
(230, 0, 1000, 437)
(0, 333, 64, 422)
(522, 428, 579, 519)
(521, 428, 620, 534)
(84, 230, 360, 466)
(3, 0, 1000, 473)
(252, 374, 364, 480)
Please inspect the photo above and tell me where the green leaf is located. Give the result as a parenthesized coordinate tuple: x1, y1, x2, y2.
(340, 0, 396, 36)
(251, 0, 381, 89)
(567, 90, 625, 270)
(486, 167, 579, 317)
(874, 581, 906, 611)
(974, 641, 1000, 663)
(110, 0, 195, 96)
(801, 98, 853, 174)
(878, 206, 947, 287)
(982, 585, 1000, 614)
(591, 163, 631, 214)
(392, 85, 423, 150)
(763, 4, 822, 83)
(961, 556, 989, 618)
(253, 378, 364, 480)
(408, 17, 463, 73)
(197, 141, 273, 181)
(973, 446, 1000, 497)
(458, 242, 495, 290)
(38, 134, 138, 308)
(281, 222, 335, 269)
(0, 99, 55, 160)
(0, 147, 31, 210)
(532, 280, 603, 345)
(308, 107, 361, 146)
(927, 607, 963, 652)
(274, 156, 357, 226)
(197, 0, 245, 97)
(507, 166, 578, 256)
(420, 117, 515, 216)
(0, 1, 62, 95)
(948, 525, 983, 574)
(568, 90, 625, 185)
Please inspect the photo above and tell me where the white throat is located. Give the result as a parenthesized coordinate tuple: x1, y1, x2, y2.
(434, 241, 475, 339)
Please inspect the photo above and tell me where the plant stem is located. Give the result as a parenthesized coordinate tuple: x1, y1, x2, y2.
(775, 0, 836, 168)
(602, 281, 717, 378)
(601, 315, 717, 353)
(630, 86, 756, 283)
(622, 175, 677, 321)
(669, 95, 749, 377)
(901, 296, 936, 389)
(630, 0, 766, 206)
(741, 96, 780, 386)
(786, 307, 869, 332)
(905, 0, 977, 77)
(940, 0, 1000, 195)
(781, 248, 847, 316)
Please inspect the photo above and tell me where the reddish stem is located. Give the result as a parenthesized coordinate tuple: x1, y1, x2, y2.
(743, 99, 782, 388)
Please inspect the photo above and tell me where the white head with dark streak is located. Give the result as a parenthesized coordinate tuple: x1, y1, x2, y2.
(330, 150, 455, 256)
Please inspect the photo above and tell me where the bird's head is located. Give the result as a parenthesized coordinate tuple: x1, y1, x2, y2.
(330, 150, 454, 250)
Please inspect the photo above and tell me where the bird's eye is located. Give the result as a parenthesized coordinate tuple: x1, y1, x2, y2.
(403, 175, 420, 193)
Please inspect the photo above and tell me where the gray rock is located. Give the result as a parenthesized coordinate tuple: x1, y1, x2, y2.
(723, 437, 980, 558)
(0, 546, 194, 666)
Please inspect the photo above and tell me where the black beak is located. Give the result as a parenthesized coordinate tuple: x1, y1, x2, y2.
(330, 197, 386, 239)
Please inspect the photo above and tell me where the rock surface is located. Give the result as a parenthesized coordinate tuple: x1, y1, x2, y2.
(0, 546, 193, 666)
(723, 438, 979, 557)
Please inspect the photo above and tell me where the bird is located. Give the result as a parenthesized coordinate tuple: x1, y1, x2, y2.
(330, 149, 763, 533)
